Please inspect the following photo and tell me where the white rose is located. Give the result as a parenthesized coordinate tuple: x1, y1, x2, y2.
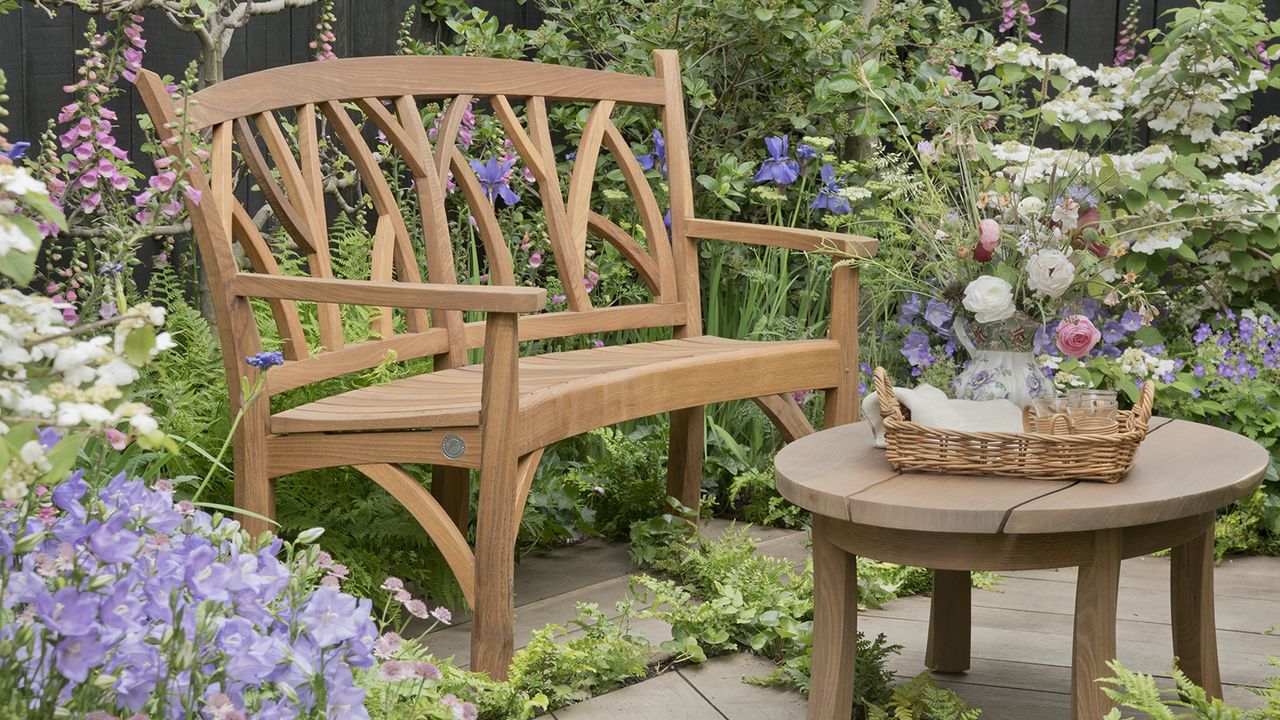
(962, 275, 1016, 324)
(1017, 196, 1045, 217)
(1025, 249, 1076, 299)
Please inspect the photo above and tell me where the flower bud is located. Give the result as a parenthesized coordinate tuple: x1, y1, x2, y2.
(295, 527, 325, 545)
(88, 574, 115, 591)
(14, 530, 46, 554)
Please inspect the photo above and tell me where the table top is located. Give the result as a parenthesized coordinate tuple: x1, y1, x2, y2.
(774, 418, 1268, 535)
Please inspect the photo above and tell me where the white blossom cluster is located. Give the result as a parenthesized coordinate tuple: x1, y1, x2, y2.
(990, 40, 1273, 154)
(0, 291, 172, 500)
(0, 164, 47, 256)
(988, 141, 1172, 185)
(1117, 347, 1174, 379)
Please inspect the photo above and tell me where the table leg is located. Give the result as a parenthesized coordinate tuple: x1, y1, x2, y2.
(808, 515, 859, 720)
(1171, 520, 1222, 697)
(1072, 528, 1122, 720)
(926, 570, 972, 673)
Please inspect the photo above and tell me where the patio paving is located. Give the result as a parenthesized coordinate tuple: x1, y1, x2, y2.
(424, 520, 1280, 718)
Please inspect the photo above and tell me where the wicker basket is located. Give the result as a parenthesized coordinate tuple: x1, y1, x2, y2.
(872, 367, 1155, 483)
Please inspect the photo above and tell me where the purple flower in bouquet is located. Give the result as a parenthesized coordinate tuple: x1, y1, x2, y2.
(1101, 319, 1126, 344)
(898, 293, 923, 326)
(923, 299, 953, 333)
(753, 136, 800, 185)
(900, 329, 935, 368)
(1121, 310, 1144, 333)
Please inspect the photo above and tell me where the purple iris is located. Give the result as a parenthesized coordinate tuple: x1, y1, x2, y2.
(637, 129, 667, 177)
(3, 141, 30, 160)
(796, 143, 816, 160)
(245, 351, 285, 370)
(809, 164, 851, 215)
(753, 135, 801, 185)
(469, 158, 520, 206)
(923, 299, 953, 333)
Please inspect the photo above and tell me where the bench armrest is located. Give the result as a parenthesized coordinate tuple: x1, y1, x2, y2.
(231, 274, 547, 313)
(684, 218, 877, 257)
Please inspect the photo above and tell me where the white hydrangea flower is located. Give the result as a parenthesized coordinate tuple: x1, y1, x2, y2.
(0, 165, 48, 196)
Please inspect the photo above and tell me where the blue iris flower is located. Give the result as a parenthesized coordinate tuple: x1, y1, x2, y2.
(809, 163, 851, 214)
(753, 135, 800, 185)
(796, 143, 816, 160)
(636, 129, 667, 178)
(469, 158, 521, 206)
(2, 142, 30, 160)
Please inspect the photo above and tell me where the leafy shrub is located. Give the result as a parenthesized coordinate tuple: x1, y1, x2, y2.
(866, 672, 981, 720)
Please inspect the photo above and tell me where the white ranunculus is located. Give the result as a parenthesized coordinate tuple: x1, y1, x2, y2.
(1017, 196, 1045, 217)
(1025, 249, 1076, 299)
(962, 275, 1016, 324)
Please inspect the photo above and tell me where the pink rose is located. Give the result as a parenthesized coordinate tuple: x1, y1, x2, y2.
(1055, 315, 1101, 359)
(973, 218, 1001, 262)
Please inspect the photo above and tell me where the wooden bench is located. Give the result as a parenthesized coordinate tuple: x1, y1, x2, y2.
(135, 51, 876, 678)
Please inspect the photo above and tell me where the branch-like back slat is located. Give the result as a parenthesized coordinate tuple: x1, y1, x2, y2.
(293, 103, 344, 351)
(566, 100, 615, 267)
(587, 212, 660, 296)
(319, 100, 430, 332)
(231, 203, 309, 360)
(370, 215, 396, 338)
(448, 146, 515, 287)
(490, 94, 590, 311)
(434, 94, 474, 181)
(233, 116, 319, 256)
(602, 121, 677, 302)
(210, 122, 234, 241)
(390, 95, 468, 367)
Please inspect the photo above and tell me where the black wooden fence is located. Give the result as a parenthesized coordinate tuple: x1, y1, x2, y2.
(1, 0, 1277, 165)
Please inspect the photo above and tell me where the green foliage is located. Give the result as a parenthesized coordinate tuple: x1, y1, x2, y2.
(1099, 659, 1280, 719)
(364, 603, 652, 720)
(629, 512, 901, 714)
(866, 672, 982, 720)
(724, 467, 808, 529)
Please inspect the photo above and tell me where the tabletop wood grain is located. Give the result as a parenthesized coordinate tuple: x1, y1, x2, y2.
(775, 419, 1267, 535)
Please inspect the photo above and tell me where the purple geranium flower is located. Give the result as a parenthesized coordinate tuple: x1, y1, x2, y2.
(36, 586, 100, 637)
(299, 587, 361, 647)
(923, 299, 953, 333)
(88, 512, 140, 564)
(37, 427, 61, 450)
(1121, 310, 1144, 332)
(753, 135, 800, 185)
(469, 158, 520, 206)
(899, 294, 922, 326)
(1101, 320, 1126, 344)
(900, 329, 934, 368)
(809, 164, 852, 215)
(55, 634, 106, 683)
(636, 129, 667, 177)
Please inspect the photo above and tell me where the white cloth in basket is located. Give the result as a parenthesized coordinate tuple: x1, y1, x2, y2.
(861, 383, 1023, 449)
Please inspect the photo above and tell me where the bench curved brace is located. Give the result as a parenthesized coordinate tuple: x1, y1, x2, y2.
(353, 463, 476, 607)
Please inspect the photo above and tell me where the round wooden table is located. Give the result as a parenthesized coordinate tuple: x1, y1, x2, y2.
(774, 418, 1267, 720)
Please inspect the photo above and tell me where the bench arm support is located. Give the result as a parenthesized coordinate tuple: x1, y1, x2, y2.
(684, 218, 877, 257)
(231, 274, 547, 314)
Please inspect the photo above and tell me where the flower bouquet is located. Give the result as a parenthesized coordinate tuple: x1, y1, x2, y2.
(845, 112, 1157, 407)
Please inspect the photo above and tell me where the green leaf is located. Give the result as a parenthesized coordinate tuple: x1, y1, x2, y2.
(753, 7, 773, 21)
(827, 75, 860, 94)
(124, 325, 157, 366)
(40, 434, 86, 486)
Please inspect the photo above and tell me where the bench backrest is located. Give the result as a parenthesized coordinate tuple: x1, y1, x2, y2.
(135, 52, 701, 398)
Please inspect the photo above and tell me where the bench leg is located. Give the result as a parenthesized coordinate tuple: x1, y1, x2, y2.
(808, 515, 859, 720)
(926, 570, 971, 673)
(1171, 520, 1222, 697)
(431, 465, 471, 533)
(666, 406, 704, 516)
(1071, 528, 1122, 720)
(471, 451, 535, 680)
(233, 414, 274, 538)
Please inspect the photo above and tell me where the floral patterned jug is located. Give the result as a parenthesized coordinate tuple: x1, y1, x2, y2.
(952, 313, 1053, 408)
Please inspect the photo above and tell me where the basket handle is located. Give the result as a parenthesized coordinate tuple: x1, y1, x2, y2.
(1126, 380, 1155, 433)
(873, 367, 905, 421)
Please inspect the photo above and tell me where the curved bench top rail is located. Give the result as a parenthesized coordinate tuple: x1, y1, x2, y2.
(185, 56, 668, 129)
(774, 418, 1268, 536)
